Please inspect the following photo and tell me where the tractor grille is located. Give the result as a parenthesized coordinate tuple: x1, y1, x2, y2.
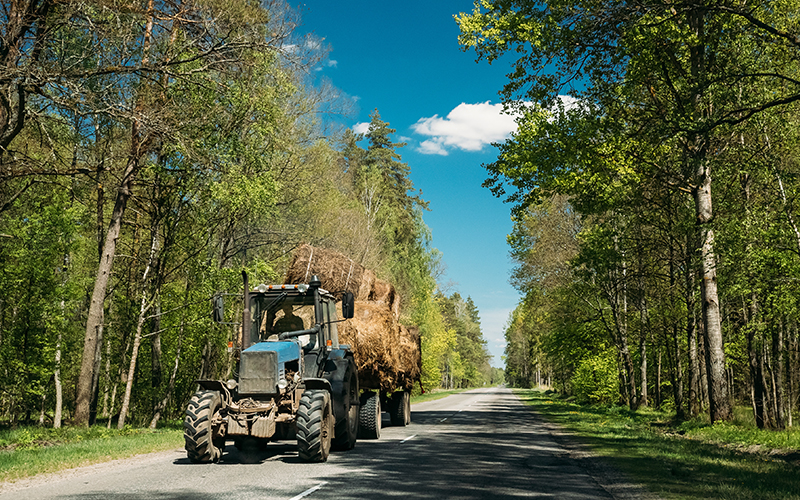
(239, 350, 278, 394)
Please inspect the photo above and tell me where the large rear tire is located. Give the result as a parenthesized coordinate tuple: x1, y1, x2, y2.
(332, 362, 359, 451)
(358, 391, 381, 439)
(296, 390, 334, 462)
(389, 390, 411, 426)
(184, 390, 223, 463)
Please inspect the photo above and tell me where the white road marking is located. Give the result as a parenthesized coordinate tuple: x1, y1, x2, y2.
(289, 482, 328, 500)
(439, 418, 448, 422)
(400, 434, 417, 443)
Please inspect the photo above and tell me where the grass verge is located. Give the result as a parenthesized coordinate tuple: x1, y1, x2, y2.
(0, 424, 183, 484)
(411, 387, 473, 404)
(515, 389, 800, 500)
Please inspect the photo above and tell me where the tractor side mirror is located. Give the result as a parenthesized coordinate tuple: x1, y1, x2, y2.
(212, 293, 224, 323)
(341, 291, 355, 319)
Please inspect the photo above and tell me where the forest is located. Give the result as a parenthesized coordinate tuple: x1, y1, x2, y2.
(0, 0, 493, 429)
(459, 0, 800, 428)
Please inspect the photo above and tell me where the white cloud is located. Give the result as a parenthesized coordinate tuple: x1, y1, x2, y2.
(352, 122, 370, 135)
(558, 94, 580, 110)
(412, 101, 518, 155)
(417, 139, 448, 156)
(411, 96, 582, 155)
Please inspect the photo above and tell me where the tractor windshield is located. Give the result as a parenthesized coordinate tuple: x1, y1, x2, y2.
(249, 293, 317, 348)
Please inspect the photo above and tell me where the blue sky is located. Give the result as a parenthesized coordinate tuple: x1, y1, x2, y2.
(298, 1, 521, 367)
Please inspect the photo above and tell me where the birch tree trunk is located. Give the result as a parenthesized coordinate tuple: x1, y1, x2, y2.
(687, 6, 731, 423)
(117, 229, 158, 429)
(53, 328, 62, 428)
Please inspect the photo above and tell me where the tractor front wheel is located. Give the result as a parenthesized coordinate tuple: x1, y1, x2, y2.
(184, 390, 223, 463)
(296, 390, 334, 462)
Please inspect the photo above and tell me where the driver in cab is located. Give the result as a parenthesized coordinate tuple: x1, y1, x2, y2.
(273, 303, 304, 333)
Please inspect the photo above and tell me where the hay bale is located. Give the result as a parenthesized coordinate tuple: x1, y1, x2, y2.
(356, 269, 376, 302)
(396, 326, 421, 390)
(367, 279, 401, 317)
(285, 244, 365, 298)
(339, 301, 404, 391)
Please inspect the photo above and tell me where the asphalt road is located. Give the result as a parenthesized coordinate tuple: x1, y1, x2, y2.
(1, 386, 643, 499)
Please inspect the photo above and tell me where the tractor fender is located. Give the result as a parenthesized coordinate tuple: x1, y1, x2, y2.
(322, 352, 357, 425)
(302, 378, 332, 392)
(196, 380, 231, 407)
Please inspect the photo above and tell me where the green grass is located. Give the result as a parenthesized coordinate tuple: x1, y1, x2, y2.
(515, 389, 800, 500)
(0, 423, 183, 483)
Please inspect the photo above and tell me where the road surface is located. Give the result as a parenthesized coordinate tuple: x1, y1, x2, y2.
(1, 386, 651, 499)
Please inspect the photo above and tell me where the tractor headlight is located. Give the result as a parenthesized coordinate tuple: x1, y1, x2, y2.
(277, 378, 288, 390)
(226, 379, 238, 391)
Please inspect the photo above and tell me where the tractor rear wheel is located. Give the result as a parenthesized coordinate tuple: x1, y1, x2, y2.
(358, 391, 381, 439)
(389, 390, 411, 426)
(184, 390, 223, 463)
(332, 362, 359, 451)
(296, 390, 333, 462)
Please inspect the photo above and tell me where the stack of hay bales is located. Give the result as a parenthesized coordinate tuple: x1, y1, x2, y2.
(285, 244, 420, 391)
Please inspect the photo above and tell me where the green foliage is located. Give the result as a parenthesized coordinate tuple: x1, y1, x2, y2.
(571, 350, 619, 404)
(462, 0, 800, 425)
(0, 0, 490, 431)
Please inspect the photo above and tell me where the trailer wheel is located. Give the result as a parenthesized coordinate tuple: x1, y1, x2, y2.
(296, 390, 333, 462)
(358, 391, 381, 439)
(389, 390, 411, 426)
(184, 390, 223, 463)
(332, 361, 359, 451)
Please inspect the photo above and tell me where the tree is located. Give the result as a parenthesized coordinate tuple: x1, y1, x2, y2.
(458, 0, 800, 422)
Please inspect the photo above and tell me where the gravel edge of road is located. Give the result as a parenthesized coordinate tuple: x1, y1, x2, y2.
(0, 448, 185, 496)
(519, 397, 664, 500)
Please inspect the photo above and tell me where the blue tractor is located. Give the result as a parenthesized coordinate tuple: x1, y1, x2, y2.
(183, 273, 359, 463)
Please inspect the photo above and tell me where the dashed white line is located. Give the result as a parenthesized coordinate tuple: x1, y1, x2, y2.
(439, 417, 448, 422)
(400, 434, 417, 443)
(289, 482, 328, 500)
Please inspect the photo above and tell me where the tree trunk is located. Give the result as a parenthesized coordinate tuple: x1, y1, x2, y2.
(118, 229, 158, 429)
(89, 323, 103, 425)
(685, 238, 700, 417)
(698, 329, 709, 409)
(655, 345, 662, 408)
(695, 182, 730, 421)
(53, 328, 62, 428)
(673, 323, 685, 419)
(639, 311, 649, 408)
(772, 322, 785, 430)
(151, 301, 163, 388)
(74, 156, 138, 425)
(687, 4, 731, 423)
(101, 339, 112, 418)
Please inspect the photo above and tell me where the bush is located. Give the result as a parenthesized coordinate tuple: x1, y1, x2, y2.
(570, 350, 619, 404)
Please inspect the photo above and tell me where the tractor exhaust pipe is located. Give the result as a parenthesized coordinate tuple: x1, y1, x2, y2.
(242, 271, 251, 351)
